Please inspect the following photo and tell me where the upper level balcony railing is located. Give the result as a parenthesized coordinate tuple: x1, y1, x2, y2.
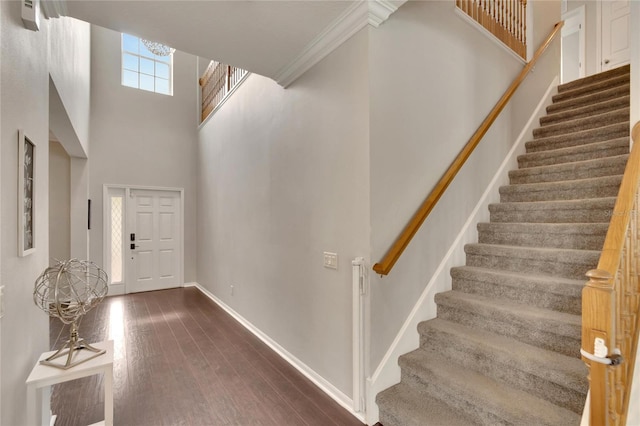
(456, 0, 527, 60)
(199, 61, 248, 123)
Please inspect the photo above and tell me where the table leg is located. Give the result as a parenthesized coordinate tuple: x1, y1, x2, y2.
(104, 365, 114, 426)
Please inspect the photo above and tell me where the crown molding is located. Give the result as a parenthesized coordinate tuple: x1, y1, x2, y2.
(41, 0, 68, 19)
(275, 0, 406, 87)
(369, 0, 405, 28)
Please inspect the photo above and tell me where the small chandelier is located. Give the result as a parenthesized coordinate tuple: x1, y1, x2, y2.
(141, 39, 175, 56)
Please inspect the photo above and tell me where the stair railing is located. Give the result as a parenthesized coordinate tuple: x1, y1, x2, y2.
(456, 0, 528, 60)
(372, 21, 563, 276)
(582, 121, 640, 426)
(199, 60, 248, 123)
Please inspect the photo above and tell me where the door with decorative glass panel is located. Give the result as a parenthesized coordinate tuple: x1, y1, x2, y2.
(105, 186, 183, 294)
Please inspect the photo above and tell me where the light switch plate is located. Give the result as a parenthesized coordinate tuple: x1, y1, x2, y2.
(323, 252, 338, 269)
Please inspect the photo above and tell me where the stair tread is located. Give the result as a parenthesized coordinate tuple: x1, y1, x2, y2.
(525, 122, 629, 153)
(418, 318, 587, 392)
(540, 95, 630, 126)
(500, 174, 623, 197)
(477, 221, 609, 234)
(465, 242, 600, 260)
(451, 265, 584, 294)
(533, 107, 629, 138)
(557, 64, 629, 93)
(399, 349, 582, 425)
(519, 137, 629, 167)
(376, 383, 475, 426)
(435, 290, 581, 332)
(552, 73, 630, 103)
(510, 154, 628, 178)
(489, 197, 616, 212)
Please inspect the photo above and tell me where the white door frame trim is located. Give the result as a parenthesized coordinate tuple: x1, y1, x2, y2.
(102, 184, 185, 295)
(596, 0, 603, 74)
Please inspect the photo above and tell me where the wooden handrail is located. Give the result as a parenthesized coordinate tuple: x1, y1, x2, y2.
(583, 120, 640, 425)
(372, 21, 564, 276)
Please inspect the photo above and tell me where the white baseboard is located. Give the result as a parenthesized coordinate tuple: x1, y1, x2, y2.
(107, 283, 125, 296)
(365, 76, 559, 425)
(184, 282, 366, 424)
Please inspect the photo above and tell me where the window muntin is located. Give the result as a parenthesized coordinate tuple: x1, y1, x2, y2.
(121, 34, 173, 96)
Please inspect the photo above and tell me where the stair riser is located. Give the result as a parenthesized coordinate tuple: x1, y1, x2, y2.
(400, 370, 510, 426)
(417, 331, 586, 414)
(509, 157, 627, 185)
(465, 251, 598, 280)
(452, 277, 581, 315)
(519, 143, 629, 168)
(489, 207, 613, 224)
(552, 75, 630, 103)
(500, 182, 621, 203)
(477, 229, 605, 251)
(532, 109, 629, 139)
(435, 303, 581, 357)
(548, 84, 630, 114)
(525, 125, 629, 154)
(540, 96, 630, 126)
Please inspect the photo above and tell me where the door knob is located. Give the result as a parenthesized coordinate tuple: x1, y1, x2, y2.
(604, 59, 610, 64)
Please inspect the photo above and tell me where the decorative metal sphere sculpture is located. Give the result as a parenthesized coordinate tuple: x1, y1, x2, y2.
(34, 259, 109, 369)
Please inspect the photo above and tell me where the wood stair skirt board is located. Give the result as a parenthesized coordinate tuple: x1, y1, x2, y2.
(376, 64, 631, 425)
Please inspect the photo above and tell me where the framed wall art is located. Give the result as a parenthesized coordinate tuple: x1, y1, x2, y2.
(18, 130, 35, 257)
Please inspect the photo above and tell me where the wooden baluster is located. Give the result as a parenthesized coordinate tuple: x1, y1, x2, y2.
(583, 269, 616, 426)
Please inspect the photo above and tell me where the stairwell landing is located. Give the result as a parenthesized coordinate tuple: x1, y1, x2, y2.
(376, 65, 631, 425)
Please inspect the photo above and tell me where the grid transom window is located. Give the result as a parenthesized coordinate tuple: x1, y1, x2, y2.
(122, 34, 173, 95)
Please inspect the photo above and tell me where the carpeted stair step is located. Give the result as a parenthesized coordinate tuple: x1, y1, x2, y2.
(398, 349, 582, 425)
(532, 108, 629, 139)
(519, 137, 629, 168)
(464, 243, 599, 280)
(509, 154, 628, 184)
(556, 65, 630, 92)
(376, 383, 475, 426)
(450, 266, 582, 314)
(540, 95, 630, 126)
(556, 64, 629, 93)
(489, 198, 616, 224)
(499, 175, 622, 203)
(434, 291, 581, 356)
(547, 83, 630, 114)
(418, 319, 588, 413)
(551, 73, 630, 104)
(477, 222, 607, 250)
(525, 123, 629, 154)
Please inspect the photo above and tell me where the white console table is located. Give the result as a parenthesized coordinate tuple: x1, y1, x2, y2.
(26, 340, 114, 426)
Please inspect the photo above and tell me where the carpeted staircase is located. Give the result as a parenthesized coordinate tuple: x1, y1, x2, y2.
(376, 64, 631, 425)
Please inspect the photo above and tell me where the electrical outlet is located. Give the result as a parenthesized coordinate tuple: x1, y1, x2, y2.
(323, 252, 338, 270)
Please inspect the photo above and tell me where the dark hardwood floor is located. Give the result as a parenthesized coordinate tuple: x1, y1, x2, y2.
(49, 287, 364, 426)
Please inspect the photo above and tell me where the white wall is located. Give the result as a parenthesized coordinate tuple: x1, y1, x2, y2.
(49, 141, 70, 264)
(197, 29, 370, 399)
(0, 2, 51, 425)
(368, 0, 520, 368)
(88, 25, 198, 283)
(48, 17, 91, 157)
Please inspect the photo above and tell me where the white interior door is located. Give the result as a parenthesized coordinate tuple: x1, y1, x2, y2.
(127, 189, 182, 293)
(601, 0, 630, 71)
(561, 7, 585, 84)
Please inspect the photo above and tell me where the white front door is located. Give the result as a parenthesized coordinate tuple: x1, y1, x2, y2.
(601, 0, 630, 71)
(127, 189, 182, 293)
